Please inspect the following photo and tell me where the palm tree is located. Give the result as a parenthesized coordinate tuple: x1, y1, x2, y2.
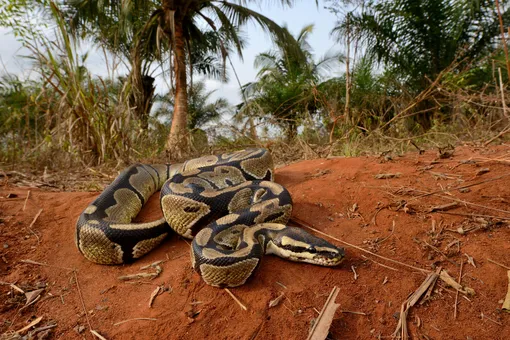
(68, 0, 305, 158)
(154, 80, 229, 131)
(332, 0, 510, 129)
(153, 79, 229, 152)
(240, 24, 342, 139)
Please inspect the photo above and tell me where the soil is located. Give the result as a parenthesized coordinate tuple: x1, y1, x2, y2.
(1, 145, 509, 340)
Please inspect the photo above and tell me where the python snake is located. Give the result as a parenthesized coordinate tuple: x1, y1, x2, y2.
(76, 148, 345, 287)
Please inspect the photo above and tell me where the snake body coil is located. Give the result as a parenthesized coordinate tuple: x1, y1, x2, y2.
(76, 148, 344, 287)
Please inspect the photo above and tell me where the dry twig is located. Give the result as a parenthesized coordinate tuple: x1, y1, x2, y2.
(487, 258, 510, 270)
(351, 265, 358, 280)
(224, 288, 247, 311)
(307, 286, 340, 340)
(15, 316, 43, 334)
(113, 318, 158, 326)
(393, 272, 439, 340)
(23, 190, 30, 211)
(340, 310, 366, 315)
(26, 209, 43, 243)
(20, 259, 74, 271)
(74, 271, 92, 330)
(361, 255, 399, 271)
(454, 261, 464, 319)
(149, 286, 161, 308)
(90, 329, 108, 340)
(292, 217, 429, 274)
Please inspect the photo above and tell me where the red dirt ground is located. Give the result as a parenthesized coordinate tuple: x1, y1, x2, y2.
(1, 145, 510, 340)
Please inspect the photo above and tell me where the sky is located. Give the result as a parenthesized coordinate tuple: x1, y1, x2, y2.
(0, 1, 342, 105)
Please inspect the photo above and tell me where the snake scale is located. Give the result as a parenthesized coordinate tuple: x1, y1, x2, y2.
(76, 148, 345, 287)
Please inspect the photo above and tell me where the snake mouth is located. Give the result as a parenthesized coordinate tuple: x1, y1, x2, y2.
(282, 247, 345, 267)
(312, 253, 345, 266)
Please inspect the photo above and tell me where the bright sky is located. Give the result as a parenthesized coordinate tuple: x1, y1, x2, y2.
(0, 1, 342, 105)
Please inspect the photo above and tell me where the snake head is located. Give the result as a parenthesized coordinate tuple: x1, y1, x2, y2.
(268, 226, 345, 266)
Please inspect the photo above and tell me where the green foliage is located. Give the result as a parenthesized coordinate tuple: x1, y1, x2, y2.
(0, 0, 50, 44)
(333, 0, 510, 92)
(240, 24, 342, 139)
(0, 2, 153, 166)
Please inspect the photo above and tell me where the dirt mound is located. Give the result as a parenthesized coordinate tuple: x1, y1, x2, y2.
(1, 145, 509, 339)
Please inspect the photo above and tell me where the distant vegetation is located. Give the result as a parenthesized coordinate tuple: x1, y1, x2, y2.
(1, 0, 510, 169)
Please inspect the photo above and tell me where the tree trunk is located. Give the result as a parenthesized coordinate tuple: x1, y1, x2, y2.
(128, 39, 155, 130)
(165, 18, 189, 159)
(344, 14, 351, 125)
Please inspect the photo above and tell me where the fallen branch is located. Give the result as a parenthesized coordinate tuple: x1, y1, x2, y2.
(307, 286, 340, 340)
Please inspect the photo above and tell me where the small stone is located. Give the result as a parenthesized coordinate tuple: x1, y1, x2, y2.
(74, 325, 85, 334)
(3, 243, 8, 249)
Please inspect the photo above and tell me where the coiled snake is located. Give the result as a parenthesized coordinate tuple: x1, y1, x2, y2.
(76, 148, 344, 287)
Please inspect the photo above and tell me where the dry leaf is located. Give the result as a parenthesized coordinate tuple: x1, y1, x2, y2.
(502, 271, 510, 313)
(149, 286, 161, 308)
(25, 288, 44, 305)
(464, 253, 476, 268)
(439, 270, 475, 296)
(10, 284, 25, 294)
(268, 293, 285, 308)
